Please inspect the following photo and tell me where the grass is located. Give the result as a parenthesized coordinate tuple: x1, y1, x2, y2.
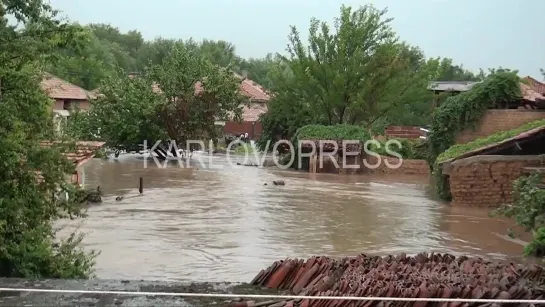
(437, 119, 545, 163)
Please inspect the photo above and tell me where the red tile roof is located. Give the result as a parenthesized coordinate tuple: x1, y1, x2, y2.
(242, 103, 268, 122)
(41, 73, 93, 100)
(40, 141, 106, 167)
(128, 72, 270, 102)
(521, 83, 545, 101)
(525, 76, 545, 94)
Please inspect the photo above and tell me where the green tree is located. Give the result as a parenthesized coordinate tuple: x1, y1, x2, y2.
(259, 4, 436, 146)
(0, 0, 96, 278)
(70, 74, 166, 151)
(80, 44, 245, 151)
(150, 45, 245, 145)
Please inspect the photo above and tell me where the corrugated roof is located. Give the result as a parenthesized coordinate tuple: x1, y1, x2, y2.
(428, 81, 481, 92)
(41, 73, 93, 100)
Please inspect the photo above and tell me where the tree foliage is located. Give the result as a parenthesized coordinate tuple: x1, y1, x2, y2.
(428, 72, 522, 200)
(0, 0, 96, 278)
(73, 45, 245, 151)
(257, 4, 478, 149)
(493, 173, 545, 257)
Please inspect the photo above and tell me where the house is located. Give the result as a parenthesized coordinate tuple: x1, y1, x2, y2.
(40, 73, 94, 132)
(439, 122, 545, 207)
(41, 73, 94, 113)
(126, 72, 271, 141)
(524, 76, 545, 94)
(223, 75, 270, 140)
(38, 141, 105, 186)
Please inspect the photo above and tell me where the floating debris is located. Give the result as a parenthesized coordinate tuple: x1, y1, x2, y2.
(273, 180, 285, 186)
(239, 253, 545, 307)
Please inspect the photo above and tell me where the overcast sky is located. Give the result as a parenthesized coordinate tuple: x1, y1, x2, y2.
(49, 0, 544, 79)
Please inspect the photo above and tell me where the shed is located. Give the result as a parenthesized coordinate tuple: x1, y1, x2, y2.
(439, 124, 545, 207)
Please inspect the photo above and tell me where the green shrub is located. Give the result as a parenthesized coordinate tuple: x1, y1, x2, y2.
(369, 137, 427, 160)
(295, 124, 371, 143)
(492, 173, 545, 257)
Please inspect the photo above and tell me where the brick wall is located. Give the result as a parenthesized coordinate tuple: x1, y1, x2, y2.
(306, 153, 431, 176)
(456, 109, 545, 144)
(364, 154, 430, 176)
(385, 126, 424, 139)
(308, 154, 363, 174)
(447, 155, 545, 207)
(224, 121, 263, 139)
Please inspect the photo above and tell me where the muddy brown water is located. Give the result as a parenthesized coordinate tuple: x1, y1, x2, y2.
(56, 153, 530, 283)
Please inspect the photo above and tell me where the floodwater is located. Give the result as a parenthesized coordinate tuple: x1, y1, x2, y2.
(57, 153, 530, 283)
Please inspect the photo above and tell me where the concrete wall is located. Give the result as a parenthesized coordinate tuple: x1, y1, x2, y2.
(385, 126, 423, 139)
(447, 155, 545, 207)
(456, 109, 545, 144)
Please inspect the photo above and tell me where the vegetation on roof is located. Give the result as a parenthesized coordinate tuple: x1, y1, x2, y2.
(428, 72, 523, 200)
(437, 119, 545, 164)
(294, 124, 371, 144)
(428, 72, 522, 165)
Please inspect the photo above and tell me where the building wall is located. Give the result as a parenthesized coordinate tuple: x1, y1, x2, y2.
(385, 126, 424, 139)
(456, 109, 545, 144)
(224, 121, 263, 139)
(52, 99, 90, 111)
(448, 155, 545, 207)
(364, 154, 430, 176)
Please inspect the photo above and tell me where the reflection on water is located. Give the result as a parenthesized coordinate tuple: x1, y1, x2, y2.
(56, 154, 528, 283)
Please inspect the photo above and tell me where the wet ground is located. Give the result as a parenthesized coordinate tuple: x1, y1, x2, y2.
(56, 153, 530, 283)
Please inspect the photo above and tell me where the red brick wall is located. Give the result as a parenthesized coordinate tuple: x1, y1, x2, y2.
(385, 126, 424, 139)
(364, 154, 430, 176)
(448, 155, 545, 207)
(224, 121, 263, 139)
(456, 109, 545, 144)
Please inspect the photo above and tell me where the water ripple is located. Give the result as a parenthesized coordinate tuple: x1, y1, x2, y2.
(55, 154, 529, 283)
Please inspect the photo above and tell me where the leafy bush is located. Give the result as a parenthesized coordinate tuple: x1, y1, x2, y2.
(428, 72, 523, 199)
(370, 138, 427, 160)
(492, 173, 545, 257)
(294, 124, 371, 143)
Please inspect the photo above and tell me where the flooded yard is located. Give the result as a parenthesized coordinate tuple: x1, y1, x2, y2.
(57, 153, 528, 283)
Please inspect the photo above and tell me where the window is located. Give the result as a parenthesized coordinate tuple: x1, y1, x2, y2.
(63, 100, 72, 110)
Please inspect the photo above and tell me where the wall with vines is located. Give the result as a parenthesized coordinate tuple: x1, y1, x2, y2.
(427, 72, 523, 200)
